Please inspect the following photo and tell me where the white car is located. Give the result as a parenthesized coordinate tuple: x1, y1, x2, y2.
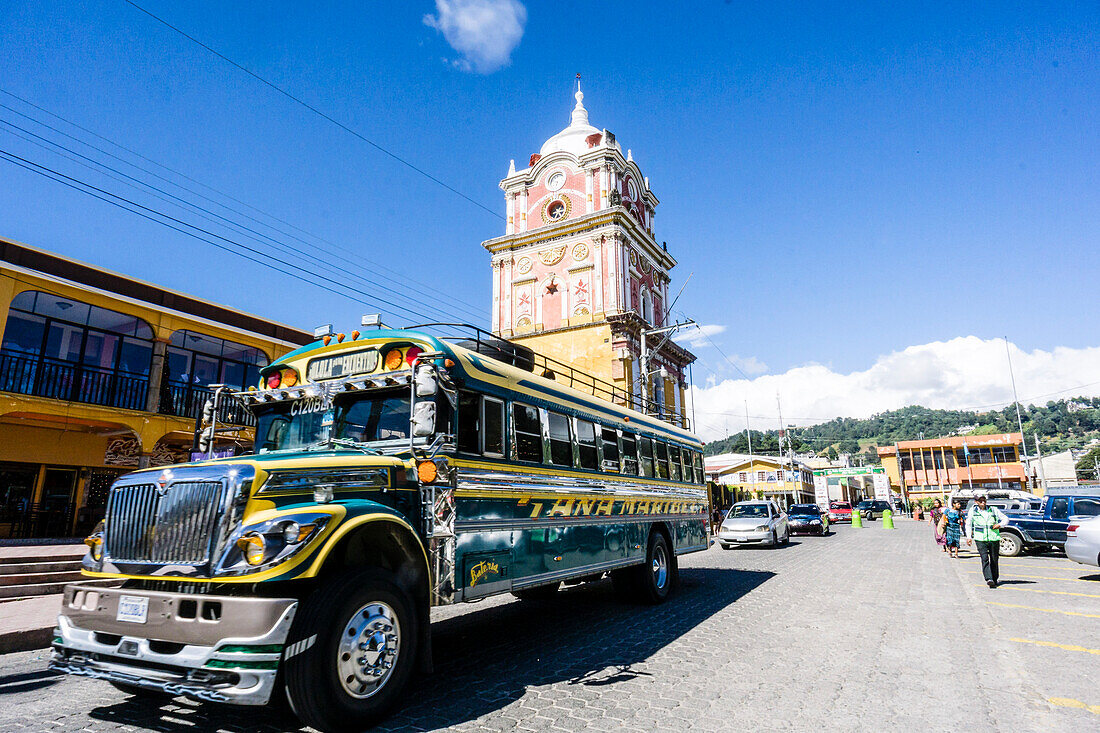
(718, 500, 789, 549)
(1066, 516, 1100, 567)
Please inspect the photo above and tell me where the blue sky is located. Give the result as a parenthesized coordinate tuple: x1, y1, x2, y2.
(1, 2, 1097, 437)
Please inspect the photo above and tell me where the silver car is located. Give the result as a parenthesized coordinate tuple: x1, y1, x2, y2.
(1066, 516, 1100, 567)
(718, 500, 789, 549)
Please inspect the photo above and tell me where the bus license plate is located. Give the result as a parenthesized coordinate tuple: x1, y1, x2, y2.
(116, 596, 148, 624)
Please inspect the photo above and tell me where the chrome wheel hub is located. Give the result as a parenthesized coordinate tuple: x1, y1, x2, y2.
(652, 543, 668, 589)
(337, 602, 401, 699)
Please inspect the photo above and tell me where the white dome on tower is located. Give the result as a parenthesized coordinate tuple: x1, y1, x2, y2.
(539, 91, 601, 157)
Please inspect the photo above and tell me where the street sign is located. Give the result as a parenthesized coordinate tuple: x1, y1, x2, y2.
(814, 475, 829, 507)
(873, 473, 890, 499)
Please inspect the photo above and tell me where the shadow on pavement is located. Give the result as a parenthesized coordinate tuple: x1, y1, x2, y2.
(84, 566, 771, 731)
(0, 668, 62, 696)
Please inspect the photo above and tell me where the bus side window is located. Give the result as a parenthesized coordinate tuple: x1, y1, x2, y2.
(576, 419, 599, 470)
(483, 397, 504, 457)
(638, 436, 655, 477)
(655, 441, 670, 479)
(679, 447, 691, 484)
(513, 403, 543, 462)
(547, 411, 573, 466)
(668, 444, 682, 482)
(601, 426, 620, 473)
(694, 450, 705, 485)
(457, 391, 480, 454)
(621, 432, 638, 475)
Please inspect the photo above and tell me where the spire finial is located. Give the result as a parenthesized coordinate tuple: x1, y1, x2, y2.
(571, 88, 588, 126)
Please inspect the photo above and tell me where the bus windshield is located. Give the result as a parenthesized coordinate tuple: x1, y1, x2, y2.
(253, 392, 411, 452)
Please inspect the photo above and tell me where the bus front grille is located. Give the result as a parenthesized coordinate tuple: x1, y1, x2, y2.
(105, 481, 227, 565)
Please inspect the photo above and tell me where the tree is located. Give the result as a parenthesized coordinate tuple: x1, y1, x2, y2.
(1077, 446, 1100, 479)
(826, 446, 838, 461)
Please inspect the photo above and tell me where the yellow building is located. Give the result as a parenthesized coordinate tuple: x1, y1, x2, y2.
(0, 236, 311, 539)
(483, 90, 695, 427)
(704, 453, 816, 508)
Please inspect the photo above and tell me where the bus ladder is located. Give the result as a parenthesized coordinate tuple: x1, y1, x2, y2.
(423, 483, 456, 605)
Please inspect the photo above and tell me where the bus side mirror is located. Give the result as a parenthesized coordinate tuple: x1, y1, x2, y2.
(415, 365, 439, 398)
(411, 401, 436, 437)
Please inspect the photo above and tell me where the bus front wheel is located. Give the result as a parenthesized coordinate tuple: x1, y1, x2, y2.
(282, 568, 419, 732)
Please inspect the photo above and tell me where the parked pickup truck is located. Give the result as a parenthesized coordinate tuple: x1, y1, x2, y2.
(998, 492, 1100, 557)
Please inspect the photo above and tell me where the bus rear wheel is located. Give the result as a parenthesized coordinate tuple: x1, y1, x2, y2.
(613, 530, 676, 604)
(282, 568, 419, 732)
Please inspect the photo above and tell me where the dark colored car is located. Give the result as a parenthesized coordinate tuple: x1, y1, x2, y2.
(855, 500, 891, 520)
(787, 504, 828, 536)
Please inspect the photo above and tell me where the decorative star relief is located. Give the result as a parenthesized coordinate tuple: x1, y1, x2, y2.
(545, 280, 559, 295)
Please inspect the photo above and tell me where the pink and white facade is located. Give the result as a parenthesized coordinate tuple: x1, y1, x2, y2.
(481, 90, 695, 423)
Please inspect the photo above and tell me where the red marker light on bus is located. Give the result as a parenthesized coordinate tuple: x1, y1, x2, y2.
(266, 372, 281, 389)
(405, 346, 423, 365)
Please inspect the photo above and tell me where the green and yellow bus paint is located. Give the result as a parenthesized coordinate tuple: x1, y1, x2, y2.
(50, 326, 708, 731)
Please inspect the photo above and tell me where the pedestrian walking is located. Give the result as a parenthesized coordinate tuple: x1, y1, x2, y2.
(943, 499, 964, 558)
(966, 495, 1009, 588)
(930, 499, 946, 552)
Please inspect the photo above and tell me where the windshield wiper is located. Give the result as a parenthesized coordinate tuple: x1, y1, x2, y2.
(305, 438, 382, 455)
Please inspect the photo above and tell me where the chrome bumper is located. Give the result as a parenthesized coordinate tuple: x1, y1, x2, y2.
(49, 582, 297, 706)
(718, 530, 770, 543)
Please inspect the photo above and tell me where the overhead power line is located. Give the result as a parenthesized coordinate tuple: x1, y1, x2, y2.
(0, 89, 487, 322)
(0, 146, 455, 323)
(0, 114, 483, 325)
(122, 0, 503, 221)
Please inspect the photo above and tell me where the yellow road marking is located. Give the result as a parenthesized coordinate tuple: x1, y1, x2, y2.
(1011, 638, 1100, 655)
(987, 601, 1100, 619)
(977, 585, 1100, 599)
(970, 571, 1098, 583)
(1048, 697, 1100, 715)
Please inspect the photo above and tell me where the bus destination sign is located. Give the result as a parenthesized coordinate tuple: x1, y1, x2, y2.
(306, 349, 379, 381)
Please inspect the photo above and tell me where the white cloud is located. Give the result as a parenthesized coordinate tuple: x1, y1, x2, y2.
(687, 336, 1100, 442)
(423, 0, 527, 74)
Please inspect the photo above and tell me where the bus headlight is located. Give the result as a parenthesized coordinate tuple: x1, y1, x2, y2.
(236, 533, 266, 566)
(217, 514, 329, 576)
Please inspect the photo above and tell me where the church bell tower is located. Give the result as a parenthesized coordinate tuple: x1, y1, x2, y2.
(481, 89, 695, 425)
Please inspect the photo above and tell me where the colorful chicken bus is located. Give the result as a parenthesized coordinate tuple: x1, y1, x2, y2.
(50, 324, 708, 731)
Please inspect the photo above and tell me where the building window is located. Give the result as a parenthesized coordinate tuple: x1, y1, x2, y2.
(164, 330, 269, 420)
(0, 290, 154, 411)
(991, 446, 1017, 463)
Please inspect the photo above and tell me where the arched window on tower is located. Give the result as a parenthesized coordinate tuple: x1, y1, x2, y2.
(640, 290, 652, 324)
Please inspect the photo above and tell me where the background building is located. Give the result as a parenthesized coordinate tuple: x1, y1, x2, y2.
(0, 237, 310, 539)
(482, 90, 695, 425)
(877, 433, 1029, 502)
(811, 466, 885, 505)
(705, 453, 816, 509)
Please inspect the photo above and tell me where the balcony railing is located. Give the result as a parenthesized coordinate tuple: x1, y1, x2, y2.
(164, 382, 255, 426)
(0, 351, 147, 411)
(0, 350, 254, 426)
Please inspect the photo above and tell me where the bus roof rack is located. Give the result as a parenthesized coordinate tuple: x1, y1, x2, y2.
(406, 323, 691, 431)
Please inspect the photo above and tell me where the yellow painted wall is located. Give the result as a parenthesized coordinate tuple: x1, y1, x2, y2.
(511, 322, 621, 389)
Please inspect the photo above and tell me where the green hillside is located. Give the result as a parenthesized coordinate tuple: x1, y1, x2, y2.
(703, 398, 1100, 466)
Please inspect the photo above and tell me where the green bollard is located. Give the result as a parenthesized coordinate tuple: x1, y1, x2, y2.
(852, 509, 863, 528)
(882, 509, 895, 529)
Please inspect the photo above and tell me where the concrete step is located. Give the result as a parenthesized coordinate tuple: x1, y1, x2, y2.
(0, 560, 83, 575)
(0, 553, 84, 565)
(0, 570, 86, 587)
(0, 577, 120, 599)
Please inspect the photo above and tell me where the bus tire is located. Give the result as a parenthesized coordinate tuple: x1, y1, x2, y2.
(512, 581, 561, 601)
(636, 530, 675, 604)
(282, 568, 419, 732)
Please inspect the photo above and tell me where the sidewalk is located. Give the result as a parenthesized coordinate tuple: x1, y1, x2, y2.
(0, 595, 60, 654)
(0, 543, 84, 654)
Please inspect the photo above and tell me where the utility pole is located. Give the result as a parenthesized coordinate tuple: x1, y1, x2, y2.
(1005, 337, 1030, 466)
(745, 401, 757, 500)
(1033, 433, 1046, 495)
(639, 319, 695, 419)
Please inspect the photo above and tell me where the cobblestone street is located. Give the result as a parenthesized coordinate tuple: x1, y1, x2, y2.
(2, 519, 1096, 731)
